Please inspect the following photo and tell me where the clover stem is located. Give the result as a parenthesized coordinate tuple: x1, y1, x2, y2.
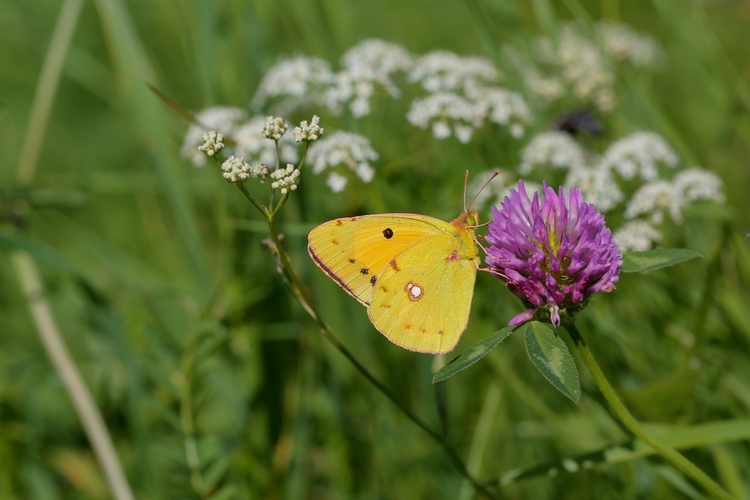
(565, 323, 733, 500)
(264, 216, 498, 500)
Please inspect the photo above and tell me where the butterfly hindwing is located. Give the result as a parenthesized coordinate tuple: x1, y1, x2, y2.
(307, 214, 450, 305)
(368, 234, 478, 353)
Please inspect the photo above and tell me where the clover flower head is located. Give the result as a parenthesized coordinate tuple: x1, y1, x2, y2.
(307, 131, 378, 192)
(486, 181, 622, 326)
(198, 131, 225, 157)
(221, 156, 252, 183)
(269, 164, 301, 194)
(262, 116, 288, 140)
(294, 115, 324, 142)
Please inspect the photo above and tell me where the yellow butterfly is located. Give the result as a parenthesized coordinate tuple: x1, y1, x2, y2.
(307, 210, 480, 354)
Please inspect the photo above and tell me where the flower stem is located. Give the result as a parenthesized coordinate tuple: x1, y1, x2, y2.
(263, 216, 498, 500)
(565, 323, 734, 500)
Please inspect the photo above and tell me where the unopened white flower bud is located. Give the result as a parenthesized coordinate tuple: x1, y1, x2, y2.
(294, 115, 324, 142)
(198, 131, 225, 157)
(262, 116, 288, 140)
(221, 156, 251, 183)
(269, 163, 301, 194)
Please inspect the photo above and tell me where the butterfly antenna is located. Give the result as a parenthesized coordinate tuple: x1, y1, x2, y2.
(466, 170, 501, 212)
(463, 170, 470, 213)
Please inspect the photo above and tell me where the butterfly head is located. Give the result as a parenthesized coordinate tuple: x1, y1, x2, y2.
(453, 210, 480, 229)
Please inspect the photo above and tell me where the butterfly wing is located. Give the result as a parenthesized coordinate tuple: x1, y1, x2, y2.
(368, 232, 478, 354)
(307, 214, 448, 306)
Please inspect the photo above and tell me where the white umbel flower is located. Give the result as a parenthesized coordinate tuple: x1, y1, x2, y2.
(596, 22, 662, 68)
(234, 116, 299, 166)
(326, 39, 414, 117)
(293, 115, 324, 142)
(408, 51, 500, 94)
(671, 168, 725, 222)
(181, 106, 247, 166)
(564, 165, 623, 213)
(520, 132, 589, 174)
(270, 164, 301, 194)
(251, 55, 336, 113)
(198, 131, 224, 157)
(624, 180, 675, 223)
(307, 131, 379, 191)
(221, 156, 252, 183)
(613, 220, 663, 252)
(601, 131, 678, 181)
(262, 116, 289, 140)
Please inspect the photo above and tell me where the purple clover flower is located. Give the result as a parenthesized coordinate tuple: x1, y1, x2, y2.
(486, 181, 622, 327)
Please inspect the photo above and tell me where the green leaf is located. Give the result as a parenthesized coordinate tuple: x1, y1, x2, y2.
(523, 322, 580, 403)
(621, 249, 702, 273)
(432, 326, 516, 384)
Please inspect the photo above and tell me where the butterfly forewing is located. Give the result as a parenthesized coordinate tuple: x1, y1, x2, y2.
(368, 233, 478, 354)
(307, 215, 449, 305)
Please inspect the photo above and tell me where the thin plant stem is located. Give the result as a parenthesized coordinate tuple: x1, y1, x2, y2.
(16, 0, 85, 186)
(179, 336, 204, 494)
(12, 0, 136, 498)
(12, 251, 136, 500)
(261, 213, 499, 500)
(565, 322, 734, 500)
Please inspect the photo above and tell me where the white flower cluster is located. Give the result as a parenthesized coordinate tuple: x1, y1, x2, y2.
(486, 130, 724, 252)
(220, 156, 271, 184)
(221, 156, 251, 183)
(601, 132, 678, 180)
(327, 39, 414, 117)
(270, 164, 301, 194)
(307, 131, 379, 192)
(519, 132, 589, 174)
(250, 40, 530, 141)
(596, 22, 662, 68)
(506, 22, 663, 113)
(293, 115, 324, 142)
(612, 220, 663, 252)
(181, 107, 247, 166)
(235, 115, 300, 166)
(536, 24, 617, 112)
(262, 116, 288, 140)
(180, 108, 300, 168)
(252, 40, 413, 118)
(406, 51, 530, 143)
(624, 168, 725, 224)
(198, 131, 224, 157)
(251, 56, 336, 114)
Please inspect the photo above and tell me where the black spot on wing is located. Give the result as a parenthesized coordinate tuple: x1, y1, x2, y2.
(360, 268, 369, 275)
(370, 276, 377, 286)
(383, 228, 394, 239)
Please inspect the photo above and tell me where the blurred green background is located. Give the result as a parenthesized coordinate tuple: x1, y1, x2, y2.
(2, 0, 750, 498)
